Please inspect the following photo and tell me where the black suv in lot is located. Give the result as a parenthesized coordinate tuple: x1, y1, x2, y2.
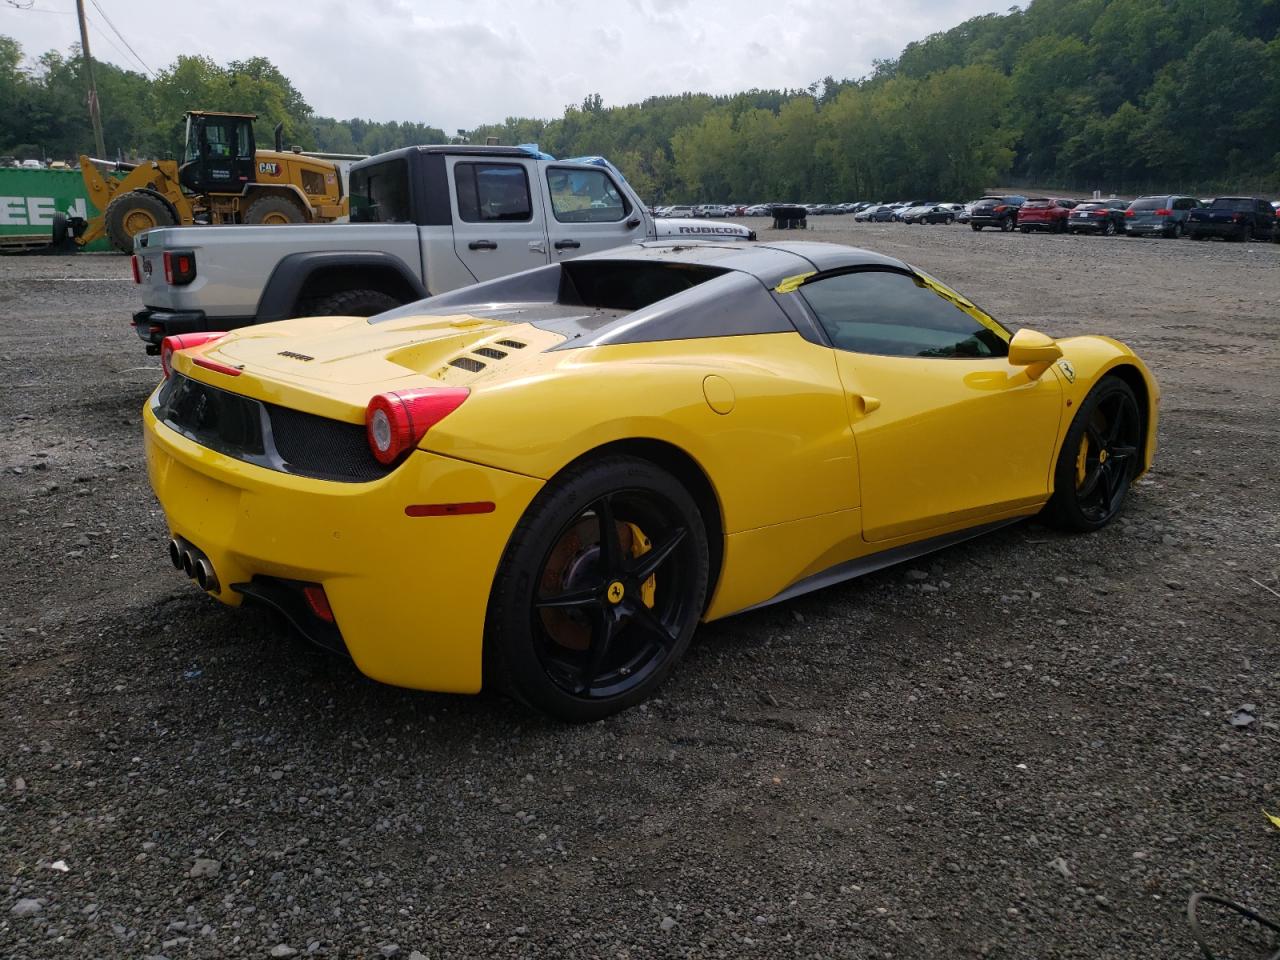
(1186, 197, 1277, 242)
(969, 195, 1026, 232)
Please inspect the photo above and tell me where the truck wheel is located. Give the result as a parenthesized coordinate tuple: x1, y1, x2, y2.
(300, 288, 402, 318)
(244, 196, 307, 225)
(105, 190, 176, 253)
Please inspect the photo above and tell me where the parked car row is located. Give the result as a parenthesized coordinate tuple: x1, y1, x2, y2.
(965, 194, 1280, 241)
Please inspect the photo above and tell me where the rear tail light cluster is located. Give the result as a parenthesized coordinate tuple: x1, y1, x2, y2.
(365, 388, 469, 465)
(1124, 210, 1136, 217)
(160, 332, 228, 379)
(163, 250, 197, 285)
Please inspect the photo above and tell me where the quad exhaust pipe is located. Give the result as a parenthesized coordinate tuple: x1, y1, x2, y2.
(167, 537, 219, 594)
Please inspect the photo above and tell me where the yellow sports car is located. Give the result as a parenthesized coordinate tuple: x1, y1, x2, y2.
(144, 240, 1158, 720)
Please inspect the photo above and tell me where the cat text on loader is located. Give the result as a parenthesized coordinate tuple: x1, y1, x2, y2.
(74, 111, 347, 253)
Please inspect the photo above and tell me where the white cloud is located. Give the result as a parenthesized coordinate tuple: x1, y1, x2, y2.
(1, 0, 1008, 129)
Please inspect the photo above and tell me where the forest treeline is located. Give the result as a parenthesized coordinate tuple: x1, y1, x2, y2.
(2, 0, 1278, 201)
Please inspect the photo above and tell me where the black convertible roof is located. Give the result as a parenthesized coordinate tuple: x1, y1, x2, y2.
(586, 240, 909, 288)
(372, 240, 918, 349)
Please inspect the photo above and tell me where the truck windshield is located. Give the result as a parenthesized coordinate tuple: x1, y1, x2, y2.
(350, 158, 412, 223)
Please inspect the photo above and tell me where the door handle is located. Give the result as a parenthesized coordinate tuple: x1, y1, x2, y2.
(528, 240, 546, 254)
(851, 395, 881, 417)
(468, 240, 497, 251)
(554, 239, 581, 250)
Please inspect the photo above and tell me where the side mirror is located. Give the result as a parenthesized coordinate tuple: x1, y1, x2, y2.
(1008, 328, 1062, 379)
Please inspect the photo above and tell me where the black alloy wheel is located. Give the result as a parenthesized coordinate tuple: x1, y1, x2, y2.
(1044, 377, 1143, 532)
(486, 456, 709, 721)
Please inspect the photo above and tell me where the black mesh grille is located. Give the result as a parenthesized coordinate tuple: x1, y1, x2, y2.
(496, 339, 526, 349)
(154, 374, 392, 484)
(267, 406, 390, 482)
(473, 347, 507, 359)
(449, 356, 486, 372)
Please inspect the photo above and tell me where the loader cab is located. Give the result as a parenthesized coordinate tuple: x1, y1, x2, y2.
(179, 111, 257, 195)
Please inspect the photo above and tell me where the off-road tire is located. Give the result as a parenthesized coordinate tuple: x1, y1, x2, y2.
(299, 288, 401, 318)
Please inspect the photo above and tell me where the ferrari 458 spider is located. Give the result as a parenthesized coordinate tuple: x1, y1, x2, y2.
(144, 240, 1158, 720)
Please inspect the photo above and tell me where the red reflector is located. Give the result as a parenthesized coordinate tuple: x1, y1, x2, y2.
(192, 355, 243, 377)
(130, 255, 141, 284)
(303, 585, 334, 623)
(405, 501, 496, 517)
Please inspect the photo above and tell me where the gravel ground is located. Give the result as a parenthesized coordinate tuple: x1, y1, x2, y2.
(2, 223, 1278, 959)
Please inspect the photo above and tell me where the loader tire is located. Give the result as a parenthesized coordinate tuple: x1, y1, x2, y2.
(244, 195, 307, 225)
(105, 191, 176, 254)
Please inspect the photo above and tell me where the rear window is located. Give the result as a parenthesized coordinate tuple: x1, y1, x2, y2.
(1130, 198, 1168, 211)
(1210, 198, 1255, 211)
(559, 260, 725, 311)
(349, 158, 412, 224)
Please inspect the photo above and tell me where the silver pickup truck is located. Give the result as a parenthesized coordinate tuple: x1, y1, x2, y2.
(130, 145, 754, 352)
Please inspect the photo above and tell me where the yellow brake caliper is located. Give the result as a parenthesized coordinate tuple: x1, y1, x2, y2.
(1075, 435, 1089, 489)
(625, 522, 657, 608)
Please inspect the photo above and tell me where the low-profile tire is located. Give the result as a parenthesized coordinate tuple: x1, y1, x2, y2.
(1042, 376, 1143, 533)
(244, 195, 307, 225)
(971, 224, 982, 232)
(485, 455, 710, 722)
(300, 288, 401, 317)
(1102, 220, 1116, 236)
(1002, 217, 1016, 233)
(105, 190, 176, 253)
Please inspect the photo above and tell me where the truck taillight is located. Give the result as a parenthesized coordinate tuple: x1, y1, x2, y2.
(160, 332, 228, 379)
(365, 388, 470, 465)
(130, 255, 141, 284)
(163, 250, 197, 286)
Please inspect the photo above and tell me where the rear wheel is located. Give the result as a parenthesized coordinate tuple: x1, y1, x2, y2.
(104, 190, 176, 253)
(1238, 225, 1253, 243)
(1002, 217, 1016, 232)
(971, 224, 982, 232)
(1020, 225, 1032, 234)
(244, 195, 307, 225)
(1043, 377, 1143, 532)
(300, 288, 401, 317)
(1102, 220, 1116, 236)
(1189, 229, 1205, 240)
(486, 456, 709, 722)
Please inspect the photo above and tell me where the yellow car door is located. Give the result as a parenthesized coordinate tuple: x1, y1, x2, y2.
(794, 268, 1064, 543)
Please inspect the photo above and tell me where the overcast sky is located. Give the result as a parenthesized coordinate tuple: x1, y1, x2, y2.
(3, 0, 1010, 130)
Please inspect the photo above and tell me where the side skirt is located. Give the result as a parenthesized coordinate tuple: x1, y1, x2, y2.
(737, 518, 1022, 614)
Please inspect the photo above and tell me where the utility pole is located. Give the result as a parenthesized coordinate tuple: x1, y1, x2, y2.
(75, 0, 107, 158)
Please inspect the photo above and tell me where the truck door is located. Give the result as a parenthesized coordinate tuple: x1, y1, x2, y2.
(540, 164, 646, 259)
(447, 158, 550, 283)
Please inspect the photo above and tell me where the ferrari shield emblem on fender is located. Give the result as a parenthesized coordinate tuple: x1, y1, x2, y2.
(1058, 359, 1076, 383)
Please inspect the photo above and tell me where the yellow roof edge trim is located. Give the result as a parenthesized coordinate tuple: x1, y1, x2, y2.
(774, 271, 816, 294)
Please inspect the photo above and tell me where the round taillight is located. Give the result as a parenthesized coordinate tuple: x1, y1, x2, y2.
(365, 388, 470, 466)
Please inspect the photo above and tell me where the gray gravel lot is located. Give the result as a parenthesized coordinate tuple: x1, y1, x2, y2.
(2, 223, 1278, 959)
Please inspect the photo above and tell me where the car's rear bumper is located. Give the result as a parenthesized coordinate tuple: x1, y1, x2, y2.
(1125, 219, 1174, 234)
(1018, 219, 1061, 230)
(143, 399, 543, 694)
(969, 215, 1009, 227)
(1187, 221, 1250, 237)
(133, 308, 255, 351)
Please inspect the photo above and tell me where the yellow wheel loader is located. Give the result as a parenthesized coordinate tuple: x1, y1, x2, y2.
(73, 111, 347, 253)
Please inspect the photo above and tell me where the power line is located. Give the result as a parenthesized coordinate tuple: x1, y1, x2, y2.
(86, 0, 155, 77)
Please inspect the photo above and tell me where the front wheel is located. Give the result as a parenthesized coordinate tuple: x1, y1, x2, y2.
(1020, 225, 1032, 234)
(104, 190, 177, 253)
(486, 456, 710, 721)
(1102, 220, 1115, 236)
(1042, 377, 1143, 532)
(1002, 217, 1016, 232)
(971, 224, 982, 232)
